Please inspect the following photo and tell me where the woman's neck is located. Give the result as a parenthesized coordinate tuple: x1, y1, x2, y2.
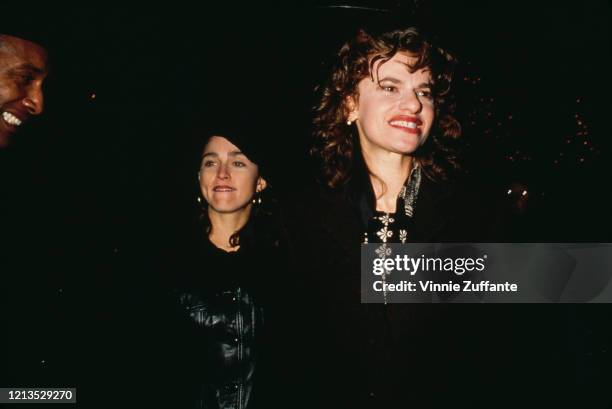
(208, 206, 252, 252)
(362, 149, 414, 213)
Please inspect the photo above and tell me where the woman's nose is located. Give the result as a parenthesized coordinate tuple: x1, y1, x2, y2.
(398, 91, 422, 113)
(216, 164, 230, 179)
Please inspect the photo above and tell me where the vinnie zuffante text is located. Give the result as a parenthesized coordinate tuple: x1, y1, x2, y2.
(371, 254, 518, 293)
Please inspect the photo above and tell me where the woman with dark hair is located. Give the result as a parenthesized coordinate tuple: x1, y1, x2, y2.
(171, 113, 286, 409)
(284, 26, 509, 408)
(310, 26, 467, 245)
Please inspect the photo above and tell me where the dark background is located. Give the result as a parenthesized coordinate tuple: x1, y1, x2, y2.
(5, 1, 610, 241)
(2, 1, 611, 408)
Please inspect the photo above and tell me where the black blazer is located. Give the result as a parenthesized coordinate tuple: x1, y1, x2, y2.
(280, 175, 571, 409)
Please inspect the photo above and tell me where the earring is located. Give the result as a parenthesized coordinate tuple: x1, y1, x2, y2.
(347, 119, 353, 125)
(252, 191, 262, 205)
(196, 192, 208, 210)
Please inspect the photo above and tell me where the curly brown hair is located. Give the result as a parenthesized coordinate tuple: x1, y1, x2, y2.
(312, 27, 461, 189)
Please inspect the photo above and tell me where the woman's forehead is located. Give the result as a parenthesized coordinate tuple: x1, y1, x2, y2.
(372, 54, 432, 80)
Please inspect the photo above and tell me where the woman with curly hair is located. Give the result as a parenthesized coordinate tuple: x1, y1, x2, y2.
(284, 26, 509, 408)
(310, 26, 465, 245)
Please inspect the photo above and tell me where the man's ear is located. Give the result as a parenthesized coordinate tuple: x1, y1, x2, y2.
(256, 176, 268, 193)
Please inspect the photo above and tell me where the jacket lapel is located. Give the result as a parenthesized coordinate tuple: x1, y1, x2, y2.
(317, 175, 456, 257)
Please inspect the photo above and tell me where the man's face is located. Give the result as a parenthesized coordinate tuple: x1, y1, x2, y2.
(0, 35, 47, 148)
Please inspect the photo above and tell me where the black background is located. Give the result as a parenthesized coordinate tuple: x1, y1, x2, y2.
(2, 1, 611, 408)
(4, 1, 610, 241)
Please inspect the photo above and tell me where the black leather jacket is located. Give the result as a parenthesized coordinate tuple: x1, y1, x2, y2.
(173, 227, 269, 409)
(178, 283, 263, 409)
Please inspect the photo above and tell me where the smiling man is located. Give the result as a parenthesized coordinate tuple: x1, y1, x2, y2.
(0, 34, 47, 149)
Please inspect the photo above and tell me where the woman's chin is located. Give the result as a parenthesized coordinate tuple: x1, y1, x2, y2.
(392, 142, 421, 155)
(208, 202, 252, 215)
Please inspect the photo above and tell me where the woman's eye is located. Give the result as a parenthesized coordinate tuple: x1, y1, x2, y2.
(233, 161, 246, 168)
(417, 89, 432, 98)
(381, 85, 397, 92)
(203, 160, 217, 167)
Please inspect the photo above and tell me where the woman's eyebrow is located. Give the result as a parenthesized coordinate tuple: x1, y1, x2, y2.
(202, 151, 246, 159)
(378, 76, 401, 84)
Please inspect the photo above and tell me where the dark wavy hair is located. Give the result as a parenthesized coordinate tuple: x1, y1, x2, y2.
(312, 26, 461, 189)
